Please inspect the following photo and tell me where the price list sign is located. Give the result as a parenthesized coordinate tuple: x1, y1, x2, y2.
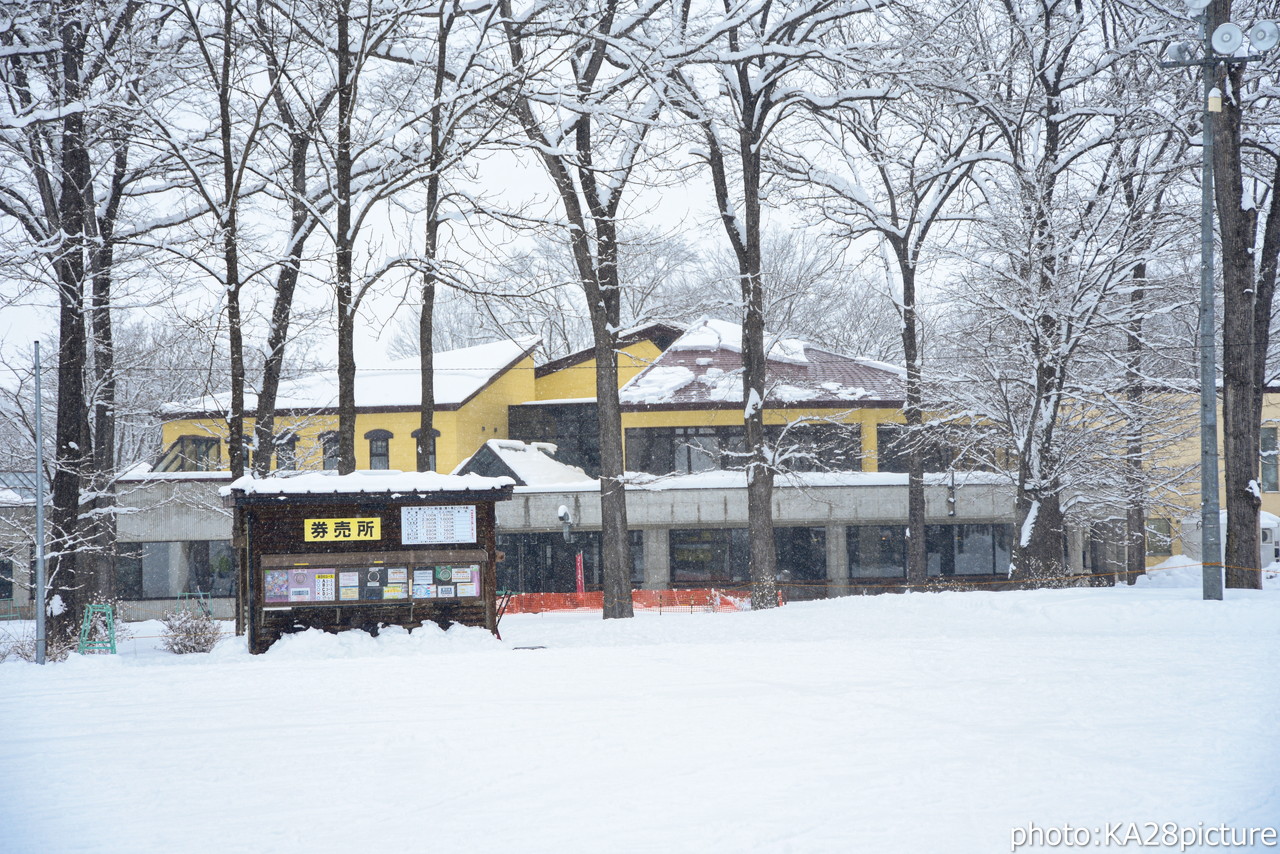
(401, 504, 477, 545)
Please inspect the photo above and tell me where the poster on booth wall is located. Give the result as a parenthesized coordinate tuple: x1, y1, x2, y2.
(401, 505, 476, 545)
(314, 573, 336, 601)
(265, 570, 289, 603)
(384, 583, 407, 600)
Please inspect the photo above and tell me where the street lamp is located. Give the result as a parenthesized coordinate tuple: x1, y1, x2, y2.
(1162, 1, 1277, 601)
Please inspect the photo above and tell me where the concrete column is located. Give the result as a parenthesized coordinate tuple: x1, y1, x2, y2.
(642, 528, 670, 590)
(826, 524, 848, 597)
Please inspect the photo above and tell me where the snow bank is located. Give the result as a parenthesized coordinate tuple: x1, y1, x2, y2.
(2, 586, 1276, 854)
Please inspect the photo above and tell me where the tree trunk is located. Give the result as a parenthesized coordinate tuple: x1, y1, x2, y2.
(253, 129, 311, 476)
(899, 256, 926, 586)
(219, 0, 246, 480)
(739, 129, 777, 610)
(335, 0, 357, 475)
(1215, 51, 1263, 589)
(47, 0, 94, 636)
(85, 140, 128, 603)
(1123, 264, 1146, 585)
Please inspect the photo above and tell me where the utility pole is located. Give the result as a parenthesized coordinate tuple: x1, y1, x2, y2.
(34, 341, 47, 663)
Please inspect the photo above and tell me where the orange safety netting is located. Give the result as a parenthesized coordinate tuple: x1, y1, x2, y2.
(501, 588, 778, 614)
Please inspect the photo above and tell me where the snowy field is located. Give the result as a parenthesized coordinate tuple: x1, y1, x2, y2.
(2, 569, 1278, 854)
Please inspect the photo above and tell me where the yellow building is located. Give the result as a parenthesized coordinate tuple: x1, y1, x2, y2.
(157, 337, 540, 474)
(1138, 389, 1280, 566)
(156, 320, 915, 482)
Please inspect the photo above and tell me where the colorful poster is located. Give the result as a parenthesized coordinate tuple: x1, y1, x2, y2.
(412, 583, 434, 599)
(455, 582, 478, 597)
(435, 566, 453, 582)
(401, 505, 476, 545)
(384, 583, 407, 600)
(265, 570, 289, 603)
(437, 585, 456, 598)
(388, 567, 408, 583)
(340, 587, 360, 601)
(451, 567, 473, 584)
(339, 571, 359, 588)
(314, 573, 336, 601)
(303, 517, 382, 542)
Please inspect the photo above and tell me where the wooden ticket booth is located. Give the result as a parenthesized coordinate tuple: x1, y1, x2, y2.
(225, 472, 514, 654)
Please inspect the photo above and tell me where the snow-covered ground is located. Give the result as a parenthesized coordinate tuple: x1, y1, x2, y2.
(2, 572, 1278, 853)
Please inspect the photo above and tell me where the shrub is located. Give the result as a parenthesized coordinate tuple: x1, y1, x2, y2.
(161, 608, 223, 654)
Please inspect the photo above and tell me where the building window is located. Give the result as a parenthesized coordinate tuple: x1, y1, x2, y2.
(875, 425, 954, 474)
(320, 432, 340, 470)
(1146, 518, 1173, 557)
(155, 435, 222, 473)
(0, 557, 12, 600)
(1263, 427, 1278, 492)
(926, 524, 1015, 575)
(669, 528, 749, 584)
(411, 427, 440, 472)
(626, 427, 745, 475)
(766, 423, 861, 473)
(847, 525, 906, 578)
(275, 433, 298, 471)
(775, 527, 826, 582)
(364, 429, 393, 470)
(115, 541, 236, 599)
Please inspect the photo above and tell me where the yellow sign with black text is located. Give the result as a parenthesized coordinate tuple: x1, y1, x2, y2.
(303, 517, 382, 542)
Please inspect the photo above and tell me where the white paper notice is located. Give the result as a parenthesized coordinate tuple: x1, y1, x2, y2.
(401, 505, 477, 545)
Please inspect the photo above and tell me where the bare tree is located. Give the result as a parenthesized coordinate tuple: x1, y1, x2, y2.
(774, 44, 990, 583)
(670, 0, 875, 608)
(499, 0, 684, 618)
(0, 0, 172, 630)
(1211, 0, 1280, 589)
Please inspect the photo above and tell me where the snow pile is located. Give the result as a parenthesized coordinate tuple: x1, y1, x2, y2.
(666, 317, 810, 364)
(460, 440, 595, 486)
(618, 364, 695, 403)
(3, 587, 1276, 854)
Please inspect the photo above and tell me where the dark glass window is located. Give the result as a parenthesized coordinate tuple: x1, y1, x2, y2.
(114, 541, 236, 599)
(509, 403, 600, 476)
(626, 427, 745, 475)
(875, 424, 954, 474)
(775, 527, 826, 582)
(155, 435, 223, 473)
(1263, 427, 1278, 492)
(0, 557, 12, 600)
(321, 432, 340, 470)
(495, 530, 644, 593)
(1146, 518, 1173, 557)
(275, 434, 298, 471)
(766, 423, 861, 472)
(411, 428, 440, 472)
(115, 544, 144, 599)
(925, 524, 1015, 575)
(847, 525, 906, 578)
(669, 528, 749, 584)
(364, 429, 393, 470)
